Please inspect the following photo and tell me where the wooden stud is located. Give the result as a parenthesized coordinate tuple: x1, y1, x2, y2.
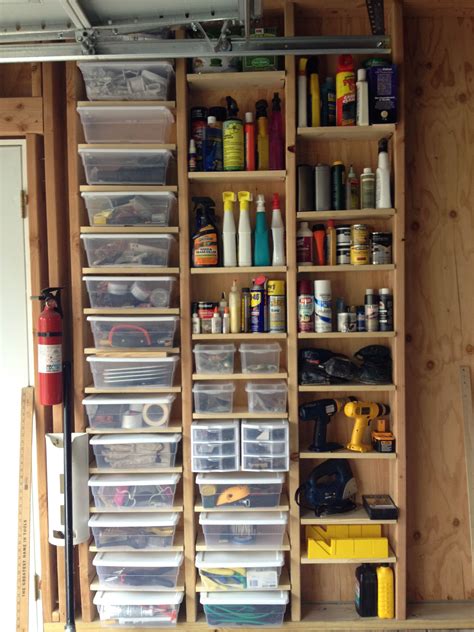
(0, 97, 43, 135)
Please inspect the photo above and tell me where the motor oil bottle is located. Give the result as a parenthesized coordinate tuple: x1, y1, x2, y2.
(355, 564, 377, 617)
(336, 54, 356, 126)
(191, 197, 220, 268)
(223, 96, 244, 171)
(376, 565, 395, 618)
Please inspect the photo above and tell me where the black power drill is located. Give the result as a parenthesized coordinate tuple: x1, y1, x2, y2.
(299, 397, 354, 452)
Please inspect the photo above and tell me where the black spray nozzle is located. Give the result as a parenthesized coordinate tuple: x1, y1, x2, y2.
(272, 92, 282, 111)
(378, 138, 389, 153)
(192, 196, 216, 209)
(32, 287, 64, 317)
(256, 99, 268, 118)
(226, 96, 239, 116)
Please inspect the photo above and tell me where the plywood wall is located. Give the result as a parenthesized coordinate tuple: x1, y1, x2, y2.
(405, 14, 474, 601)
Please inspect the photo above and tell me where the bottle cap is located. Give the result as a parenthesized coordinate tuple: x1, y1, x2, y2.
(209, 106, 226, 121)
(379, 288, 392, 294)
(224, 307, 229, 314)
(312, 224, 325, 231)
(245, 112, 254, 123)
(363, 167, 373, 174)
(272, 193, 280, 209)
(337, 54, 354, 71)
(365, 288, 375, 294)
(213, 307, 218, 314)
(298, 279, 313, 295)
(191, 106, 208, 120)
(378, 138, 389, 153)
(332, 160, 344, 166)
(357, 68, 366, 81)
(324, 76, 335, 86)
(327, 219, 335, 228)
(207, 115, 217, 125)
(189, 138, 196, 151)
(272, 92, 281, 111)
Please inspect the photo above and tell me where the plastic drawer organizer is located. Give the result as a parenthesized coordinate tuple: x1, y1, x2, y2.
(78, 62, 175, 101)
(239, 344, 282, 373)
(93, 551, 183, 589)
(88, 316, 178, 349)
(196, 551, 284, 590)
(89, 473, 180, 510)
(79, 148, 173, 186)
(82, 192, 177, 227)
(245, 381, 288, 413)
(200, 591, 289, 627)
(94, 591, 184, 627)
(81, 234, 175, 268)
(191, 420, 239, 473)
(87, 356, 179, 389)
(84, 276, 177, 309)
(89, 512, 180, 550)
(191, 421, 239, 443)
(84, 394, 176, 430)
(196, 472, 284, 509)
(193, 383, 236, 414)
(241, 420, 290, 472)
(90, 434, 181, 470)
(193, 344, 236, 374)
(199, 511, 288, 548)
(77, 106, 174, 144)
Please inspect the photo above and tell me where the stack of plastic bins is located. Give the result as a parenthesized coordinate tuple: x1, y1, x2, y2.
(241, 420, 290, 472)
(191, 421, 240, 473)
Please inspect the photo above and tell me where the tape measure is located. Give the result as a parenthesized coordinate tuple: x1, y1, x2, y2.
(365, 0, 385, 35)
(16, 387, 34, 632)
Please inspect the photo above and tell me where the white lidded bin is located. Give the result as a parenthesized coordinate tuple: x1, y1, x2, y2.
(93, 551, 183, 589)
(87, 316, 178, 349)
(196, 551, 284, 590)
(81, 234, 175, 268)
(196, 472, 284, 510)
(94, 590, 184, 627)
(191, 421, 239, 443)
(83, 394, 176, 430)
(89, 473, 180, 510)
(89, 512, 180, 550)
(78, 148, 173, 185)
(199, 511, 288, 548)
(90, 433, 181, 470)
(87, 356, 179, 389)
(192, 454, 239, 474)
(78, 61, 175, 101)
(193, 382, 236, 414)
(193, 344, 236, 374)
(239, 343, 282, 374)
(200, 591, 289, 627)
(83, 276, 177, 309)
(82, 191, 177, 227)
(77, 106, 174, 144)
(242, 420, 288, 443)
(245, 381, 288, 413)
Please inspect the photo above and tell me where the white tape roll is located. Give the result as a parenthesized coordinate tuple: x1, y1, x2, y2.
(121, 412, 143, 429)
(142, 403, 170, 427)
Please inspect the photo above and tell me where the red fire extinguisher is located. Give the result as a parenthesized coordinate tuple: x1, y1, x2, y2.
(34, 287, 63, 406)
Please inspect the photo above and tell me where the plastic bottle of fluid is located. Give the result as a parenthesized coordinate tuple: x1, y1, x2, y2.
(297, 221, 314, 265)
(229, 280, 241, 334)
(237, 191, 253, 267)
(271, 193, 286, 266)
(244, 112, 256, 171)
(356, 68, 369, 126)
(223, 96, 244, 171)
(256, 99, 269, 171)
(376, 565, 395, 619)
(222, 191, 237, 267)
(192, 196, 219, 267)
(336, 54, 356, 126)
(253, 194, 271, 266)
(355, 564, 377, 617)
(326, 219, 337, 265)
(376, 138, 392, 208)
(269, 93, 284, 170)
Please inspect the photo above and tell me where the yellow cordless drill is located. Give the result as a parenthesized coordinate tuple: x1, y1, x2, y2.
(344, 401, 390, 452)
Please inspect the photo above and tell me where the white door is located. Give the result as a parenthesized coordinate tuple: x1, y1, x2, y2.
(0, 140, 41, 631)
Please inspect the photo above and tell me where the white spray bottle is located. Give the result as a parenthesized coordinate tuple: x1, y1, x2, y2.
(376, 138, 392, 209)
(222, 191, 237, 267)
(271, 192, 286, 266)
(238, 191, 253, 267)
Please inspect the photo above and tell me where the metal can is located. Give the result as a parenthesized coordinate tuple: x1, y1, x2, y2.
(351, 224, 369, 246)
(350, 245, 370, 265)
(356, 306, 366, 331)
(250, 282, 266, 333)
(315, 163, 331, 211)
(267, 280, 286, 333)
(371, 232, 393, 264)
(349, 306, 357, 332)
(337, 312, 351, 333)
(337, 248, 350, 265)
(336, 225, 351, 247)
(331, 161, 346, 210)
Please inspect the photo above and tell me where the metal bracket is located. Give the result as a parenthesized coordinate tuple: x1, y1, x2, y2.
(75, 29, 96, 55)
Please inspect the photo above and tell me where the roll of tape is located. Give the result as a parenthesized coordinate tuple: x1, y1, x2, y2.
(142, 403, 169, 427)
(130, 281, 150, 302)
(121, 412, 143, 429)
(107, 281, 129, 296)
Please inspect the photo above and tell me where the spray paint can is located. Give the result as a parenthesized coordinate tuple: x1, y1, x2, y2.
(298, 279, 314, 332)
(331, 161, 346, 210)
(250, 277, 266, 333)
(315, 163, 331, 211)
(365, 289, 379, 332)
(337, 312, 351, 333)
(267, 280, 286, 333)
(190, 107, 208, 171)
(378, 288, 393, 331)
(241, 287, 251, 333)
(349, 306, 357, 332)
(314, 280, 332, 333)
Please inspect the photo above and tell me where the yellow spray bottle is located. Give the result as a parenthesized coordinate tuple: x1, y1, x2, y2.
(376, 564, 394, 618)
(222, 191, 237, 267)
(237, 191, 253, 267)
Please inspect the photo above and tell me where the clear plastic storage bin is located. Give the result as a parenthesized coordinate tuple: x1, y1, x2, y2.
(201, 591, 289, 627)
(199, 511, 288, 547)
(87, 316, 178, 349)
(84, 276, 177, 309)
(193, 344, 236, 374)
(196, 551, 284, 590)
(77, 106, 174, 144)
(93, 551, 183, 589)
(82, 192, 177, 227)
(242, 455, 289, 472)
(94, 590, 183, 627)
(83, 394, 176, 430)
(193, 383, 235, 414)
(196, 472, 284, 509)
(192, 455, 239, 473)
(90, 433, 181, 470)
(89, 473, 180, 510)
(245, 381, 288, 413)
(81, 234, 175, 268)
(191, 421, 239, 443)
(79, 148, 173, 185)
(239, 344, 282, 373)
(87, 356, 179, 389)
(89, 512, 180, 550)
(242, 420, 288, 442)
(78, 62, 174, 101)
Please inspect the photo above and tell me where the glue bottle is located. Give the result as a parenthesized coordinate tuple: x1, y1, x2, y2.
(237, 191, 253, 267)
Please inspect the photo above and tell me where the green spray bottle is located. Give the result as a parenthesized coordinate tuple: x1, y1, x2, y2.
(253, 194, 271, 266)
(223, 96, 244, 171)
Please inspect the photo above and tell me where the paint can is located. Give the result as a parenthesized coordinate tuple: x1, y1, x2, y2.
(350, 245, 370, 265)
(337, 312, 351, 333)
(371, 232, 393, 264)
(314, 280, 332, 333)
(267, 280, 286, 333)
(336, 225, 351, 265)
(351, 224, 370, 246)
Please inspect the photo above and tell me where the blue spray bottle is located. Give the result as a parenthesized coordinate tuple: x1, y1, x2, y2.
(253, 194, 271, 266)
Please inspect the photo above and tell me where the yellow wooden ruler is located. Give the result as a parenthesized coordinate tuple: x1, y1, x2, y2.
(16, 386, 34, 632)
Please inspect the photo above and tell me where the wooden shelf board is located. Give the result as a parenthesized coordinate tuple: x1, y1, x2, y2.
(191, 265, 287, 274)
(187, 70, 285, 90)
(80, 185, 178, 193)
(84, 308, 179, 315)
(195, 494, 289, 513)
(193, 410, 288, 419)
(85, 386, 181, 394)
(299, 384, 395, 393)
(78, 143, 176, 151)
(301, 547, 396, 565)
(195, 532, 290, 552)
(188, 170, 286, 183)
(89, 462, 183, 475)
(299, 449, 396, 460)
(298, 264, 395, 273)
(77, 100, 176, 108)
(89, 532, 184, 553)
(193, 372, 288, 381)
(80, 226, 179, 234)
(301, 507, 397, 525)
(195, 568, 291, 592)
(192, 333, 287, 341)
(297, 124, 396, 141)
(298, 332, 395, 340)
(86, 425, 182, 435)
(84, 348, 180, 356)
(83, 267, 180, 275)
(296, 209, 395, 221)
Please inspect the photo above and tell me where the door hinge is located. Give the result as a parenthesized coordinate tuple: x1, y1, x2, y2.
(21, 190, 28, 219)
(34, 574, 41, 601)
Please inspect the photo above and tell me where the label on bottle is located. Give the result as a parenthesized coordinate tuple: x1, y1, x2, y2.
(193, 226, 218, 266)
(223, 121, 244, 171)
(250, 290, 265, 333)
(336, 71, 356, 126)
(365, 304, 379, 332)
(298, 295, 314, 332)
(315, 295, 332, 333)
(297, 235, 313, 264)
(38, 344, 62, 374)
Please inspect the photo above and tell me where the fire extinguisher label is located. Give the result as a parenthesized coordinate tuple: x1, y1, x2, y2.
(38, 344, 62, 373)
